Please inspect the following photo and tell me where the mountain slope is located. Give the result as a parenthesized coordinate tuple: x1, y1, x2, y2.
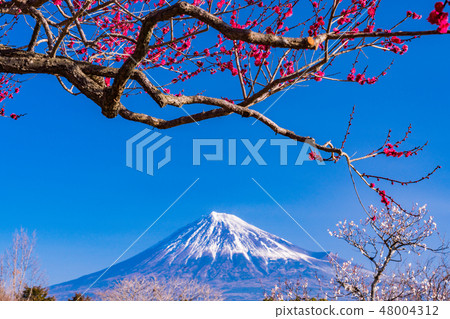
(50, 212, 334, 300)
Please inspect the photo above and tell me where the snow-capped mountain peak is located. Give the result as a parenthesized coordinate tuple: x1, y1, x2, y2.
(50, 211, 333, 300)
(160, 211, 316, 264)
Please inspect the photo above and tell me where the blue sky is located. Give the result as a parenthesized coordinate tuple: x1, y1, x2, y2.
(1, 1, 449, 285)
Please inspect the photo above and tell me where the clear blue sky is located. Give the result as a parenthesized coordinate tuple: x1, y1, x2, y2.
(0, 1, 449, 285)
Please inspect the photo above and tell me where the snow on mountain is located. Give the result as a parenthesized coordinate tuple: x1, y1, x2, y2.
(160, 211, 319, 264)
(50, 212, 334, 300)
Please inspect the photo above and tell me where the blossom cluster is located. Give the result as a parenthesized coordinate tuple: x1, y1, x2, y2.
(427, 2, 449, 33)
(21, 0, 445, 103)
(327, 205, 445, 300)
(2, 0, 449, 141)
(0, 75, 21, 120)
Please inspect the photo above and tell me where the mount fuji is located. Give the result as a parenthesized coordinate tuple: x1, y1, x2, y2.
(50, 212, 335, 300)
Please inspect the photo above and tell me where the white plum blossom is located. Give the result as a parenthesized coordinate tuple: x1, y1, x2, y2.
(268, 205, 449, 301)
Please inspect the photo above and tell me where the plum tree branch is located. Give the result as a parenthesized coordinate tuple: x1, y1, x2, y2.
(0, 0, 449, 212)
